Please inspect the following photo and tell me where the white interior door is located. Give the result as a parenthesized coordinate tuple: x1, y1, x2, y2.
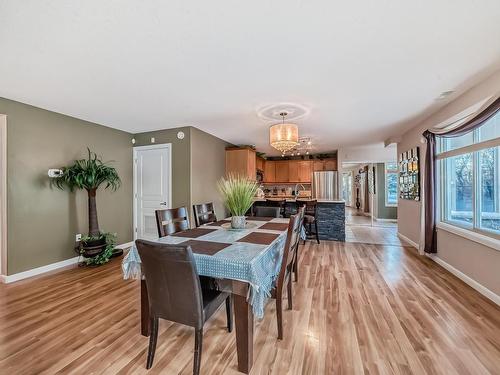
(134, 144, 171, 240)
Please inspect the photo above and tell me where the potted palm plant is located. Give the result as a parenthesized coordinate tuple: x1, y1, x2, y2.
(52, 149, 121, 264)
(218, 174, 257, 229)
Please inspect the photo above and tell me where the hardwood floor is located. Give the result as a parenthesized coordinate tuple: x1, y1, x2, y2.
(1, 241, 499, 374)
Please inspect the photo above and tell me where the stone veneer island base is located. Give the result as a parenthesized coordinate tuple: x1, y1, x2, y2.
(254, 200, 346, 242)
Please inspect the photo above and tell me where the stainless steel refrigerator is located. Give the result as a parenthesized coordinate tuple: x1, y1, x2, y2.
(312, 171, 338, 200)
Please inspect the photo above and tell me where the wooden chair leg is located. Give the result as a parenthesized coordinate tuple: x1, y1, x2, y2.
(225, 296, 233, 333)
(276, 290, 283, 340)
(193, 328, 203, 375)
(287, 278, 293, 310)
(146, 317, 159, 369)
(315, 221, 320, 244)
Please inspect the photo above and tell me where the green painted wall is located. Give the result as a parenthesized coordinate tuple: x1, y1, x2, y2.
(134, 126, 231, 223)
(0, 98, 133, 275)
(190, 127, 231, 221)
(0, 98, 230, 275)
(375, 163, 397, 220)
(133, 127, 192, 210)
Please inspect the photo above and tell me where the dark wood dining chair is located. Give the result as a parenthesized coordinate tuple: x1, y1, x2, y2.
(155, 206, 190, 237)
(136, 240, 233, 374)
(193, 202, 217, 227)
(155, 206, 214, 290)
(254, 206, 281, 218)
(291, 206, 305, 283)
(266, 199, 286, 217)
(296, 200, 320, 244)
(271, 209, 303, 340)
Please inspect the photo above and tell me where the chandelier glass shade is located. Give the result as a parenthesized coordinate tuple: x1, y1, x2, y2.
(269, 123, 299, 153)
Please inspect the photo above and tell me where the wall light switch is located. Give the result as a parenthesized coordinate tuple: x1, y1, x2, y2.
(76, 234, 82, 242)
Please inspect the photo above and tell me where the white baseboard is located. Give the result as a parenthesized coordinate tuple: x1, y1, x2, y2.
(397, 232, 420, 250)
(115, 241, 134, 250)
(0, 241, 134, 284)
(375, 218, 397, 222)
(1, 256, 80, 283)
(426, 254, 500, 306)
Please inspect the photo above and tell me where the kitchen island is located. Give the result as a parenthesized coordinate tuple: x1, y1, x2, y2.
(253, 198, 345, 241)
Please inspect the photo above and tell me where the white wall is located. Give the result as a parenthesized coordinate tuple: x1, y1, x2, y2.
(397, 68, 500, 297)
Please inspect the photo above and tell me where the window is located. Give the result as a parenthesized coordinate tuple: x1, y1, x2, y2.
(385, 162, 398, 206)
(438, 111, 500, 237)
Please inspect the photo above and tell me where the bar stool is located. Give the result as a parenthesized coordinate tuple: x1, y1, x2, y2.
(296, 200, 320, 244)
(266, 199, 286, 218)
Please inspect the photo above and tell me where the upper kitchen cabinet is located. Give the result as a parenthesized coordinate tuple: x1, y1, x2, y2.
(289, 160, 312, 182)
(313, 160, 325, 171)
(256, 156, 265, 171)
(288, 160, 299, 182)
(298, 161, 312, 182)
(263, 160, 276, 182)
(275, 160, 289, 182)
(313, 158, 337, 171)
(324, 158, 337, 171)
(225, 147, 256, 180)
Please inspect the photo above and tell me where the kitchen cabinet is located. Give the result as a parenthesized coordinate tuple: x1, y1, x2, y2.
(264, 160, 276, 182)
(261, 157, 334, 183)
(312, 158, 337, 172)
(313, 160, 324, 171)
(275, 161, 289, 182)
(298, 161, 312, 182)
(225, 147, 256, 180)
(324, 159, 337, 171)
(256, 157, 265, 171)
(288, 160, 299, 182)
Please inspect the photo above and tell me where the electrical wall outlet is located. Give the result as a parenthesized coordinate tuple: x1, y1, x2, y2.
(75, 233, 82, 242)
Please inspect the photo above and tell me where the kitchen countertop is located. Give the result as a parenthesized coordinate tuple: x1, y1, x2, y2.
(253, 197, 345, 204)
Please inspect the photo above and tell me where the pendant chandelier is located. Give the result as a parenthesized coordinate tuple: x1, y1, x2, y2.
(269, 112, 299, 154)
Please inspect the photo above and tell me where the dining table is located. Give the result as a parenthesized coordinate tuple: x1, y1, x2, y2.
(122, 216, 291, 374)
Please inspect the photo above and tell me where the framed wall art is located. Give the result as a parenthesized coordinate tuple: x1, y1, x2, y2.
(399, 146, 420, 201)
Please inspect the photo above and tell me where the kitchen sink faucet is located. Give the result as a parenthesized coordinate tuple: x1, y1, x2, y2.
(294, 183, 306, 198)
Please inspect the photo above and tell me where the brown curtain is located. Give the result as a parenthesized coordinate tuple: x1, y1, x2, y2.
(422, 96, 500, 253)
(363, 165, 370, 213)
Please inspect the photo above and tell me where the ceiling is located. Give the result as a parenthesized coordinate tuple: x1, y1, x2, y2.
(1, 1, 500, 156)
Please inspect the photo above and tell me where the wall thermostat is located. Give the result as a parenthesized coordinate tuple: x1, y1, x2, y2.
(48, 169, 64, 178)
(177, 131, 185, 140)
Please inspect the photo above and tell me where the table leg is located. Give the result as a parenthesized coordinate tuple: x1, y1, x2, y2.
(141, 279, 150, 337)
(233, 294, 254, 374)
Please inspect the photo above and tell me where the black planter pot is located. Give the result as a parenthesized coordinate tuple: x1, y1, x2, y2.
(111, 248, 123, 258)
(77, 237, 107, 258)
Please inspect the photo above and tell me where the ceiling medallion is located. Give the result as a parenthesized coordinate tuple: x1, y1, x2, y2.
(269, 112, 299, 154)
(257, 102, 310, 121)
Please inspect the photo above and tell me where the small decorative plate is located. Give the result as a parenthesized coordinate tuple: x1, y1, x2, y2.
(221, 222, 258, 231)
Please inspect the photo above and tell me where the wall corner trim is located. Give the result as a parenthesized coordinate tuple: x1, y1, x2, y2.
(0, 241, 134, 284)
(426, 254, 500, 306)
(397, 232, 420, 250)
